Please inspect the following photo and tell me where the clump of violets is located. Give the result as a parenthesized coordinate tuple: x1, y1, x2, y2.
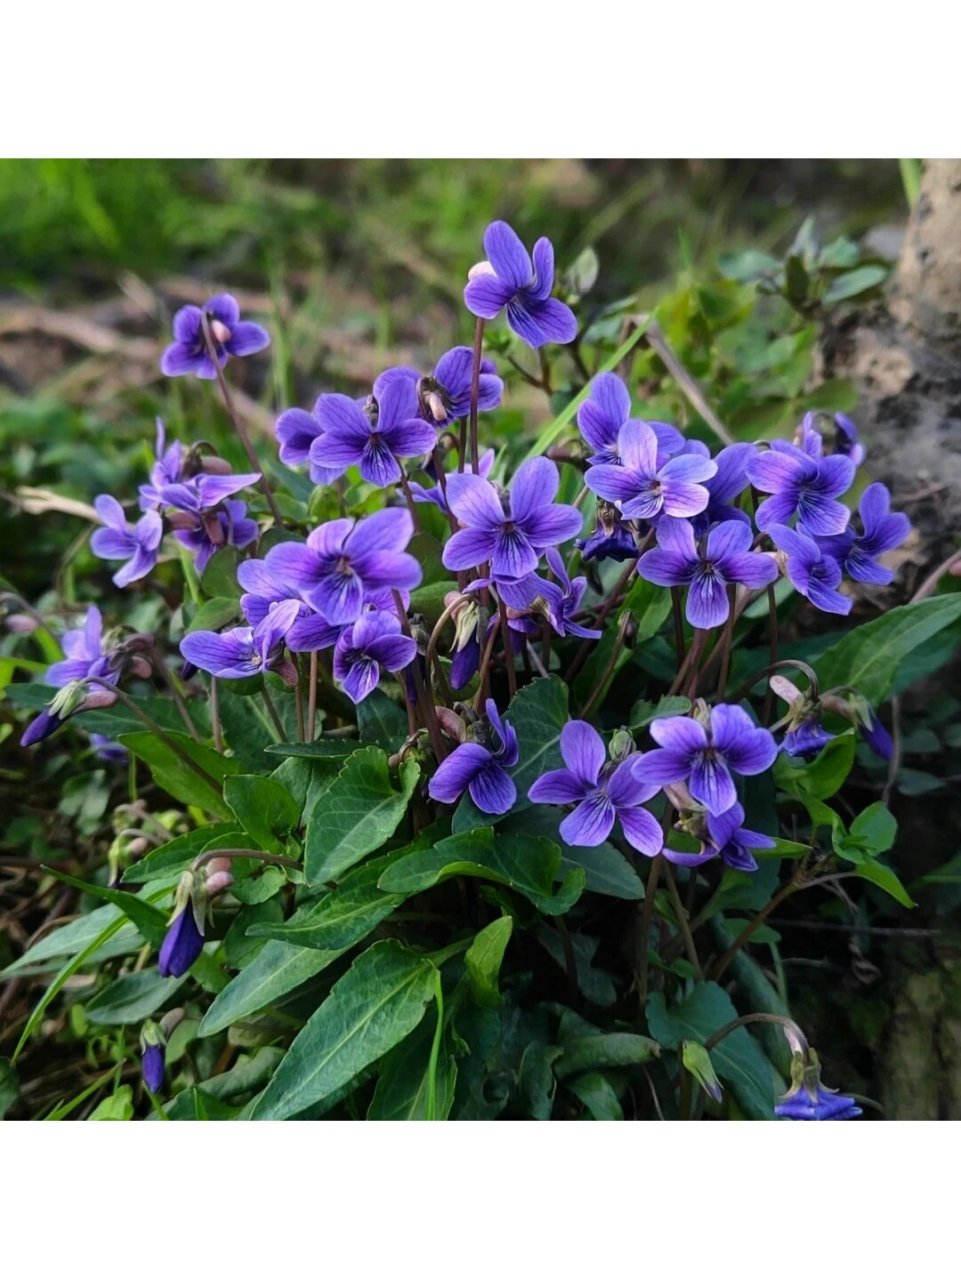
(12, 216, 917, 1126)
(161, 293, 270, 378)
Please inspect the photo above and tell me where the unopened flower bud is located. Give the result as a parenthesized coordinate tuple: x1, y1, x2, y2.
(198, 454, 233, 476)
(209, 318, 232, 345)
(609, 728, 635, 763)
(5, 612, 37, 634)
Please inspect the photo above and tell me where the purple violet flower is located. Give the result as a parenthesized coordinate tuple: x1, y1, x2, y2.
(309, 376, 437, 488)
(237, 558, 342, 653)
(782, 719, 835, 759)
(528, 721, 663, 855)
(139, 419, 185, 511)
(141, 1040, 166, 1093)
(638, 704, 778, 816)
(637, 519, 778, 629)
(768, 524, 851, 615)
(274, 399, 344, 487)
(174, 499, 259, 573)
(417, 347, 503, 426)
(157, 902, 205, 978)
(262, 508, 421, 626)
(575, 502, 639, 563)
(180, 599, 300, 680)
(90, 496, 163, 588)
(833, 412, 865, 467)
(747, 440, 855, 537)
(89, 733, 128, 764)
(689, 442, 755, 537)
(160, 293, 269, 379)
(816, 482, 910, 585)
(576, 372, 684, 466)
(585, 421, 716, 521)
(705, 803, 776, 871)
(464, 221, 577, 348)
(442, 456, 582, 582)
(428, 698, 519, 814)
(332, 609, 417, 704)
(156, 471, 261, 517)
(410, 449, 495, 516)
(46, 606, 116, 687)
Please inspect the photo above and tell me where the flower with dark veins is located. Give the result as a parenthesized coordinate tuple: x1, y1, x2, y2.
(585, 420, 716, 522)
(262, 509, 422, 626)
(768, 524, 851, 615)
(428, 698, 519, 814)
(90, 496, 163, 588)
(309, 376, 437, 488)
(528, 720, 662, 855)
(160, 292, 270, 379)
(636, 703, 778, 816)
(179, 599, 300, 680)
(464, 220, 577, 348)
(332, 609, 417, 704)
(748, 440, 854, 537)
(816, 482, 910, 585)
(442, 457, 582, 583)
(637, 518, 777, 629)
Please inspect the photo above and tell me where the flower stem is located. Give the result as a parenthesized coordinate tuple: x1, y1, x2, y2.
(307, 650, 319, 742)
(468, 317, 484, 473)
(636, 854, 663, 1007)
(496, 598, 517, 702)
(199, 312, 283, 526)
(260, 683, 286, 740)
(661, 859, 702, 980)
(86, 677, 221, 796)
(210, 676, 223, 752)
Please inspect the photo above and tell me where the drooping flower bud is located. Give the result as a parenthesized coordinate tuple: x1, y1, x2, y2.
(157, 871, 205, 978)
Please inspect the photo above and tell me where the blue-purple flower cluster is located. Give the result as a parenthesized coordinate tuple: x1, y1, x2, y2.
(91, 416, 261, 586)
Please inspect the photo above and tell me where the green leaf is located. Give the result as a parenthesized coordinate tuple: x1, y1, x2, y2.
(774, 733, 856, 801)
(630, 694, 692, 728)
(186, 597, 241, 633)
(465, 917, 513, 1008)
(122, 824, 238, 885)
(85, 971, 187, 1026)
(88, 1086, 134, 1121)
(40, 868, 168, 947)
(264, 740, 359, 760)
(246, 856, 403, 951)
(160, 1048, 285, 1120)
(378, 828, 583, 914)
(367, 1016, 458, 1121)
(842, 802, 898, 857)
(304, 747, 419, 885)
(566, 1071, 623, 1120)
(856, 860, 916, 908)
(559, 843, 644, 900)
(200, 546, 242, 598)
(223, 773, 300, 854)
(198, 940, 344, 1037)
(0, 904, 140, 978)
(118, 730, 243, 819)
(814, 596, 961, 704)
(0, 1059, 18, 1119)
(647, 983, 778, 1119)
(823, 265, 888, 304)
(250, 941, 437, 1120)
(554, 1033, 659, 1079)
(356, 688, 409, 752)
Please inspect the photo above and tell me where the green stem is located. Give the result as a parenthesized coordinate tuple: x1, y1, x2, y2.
(425, 968, 445, 1122)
